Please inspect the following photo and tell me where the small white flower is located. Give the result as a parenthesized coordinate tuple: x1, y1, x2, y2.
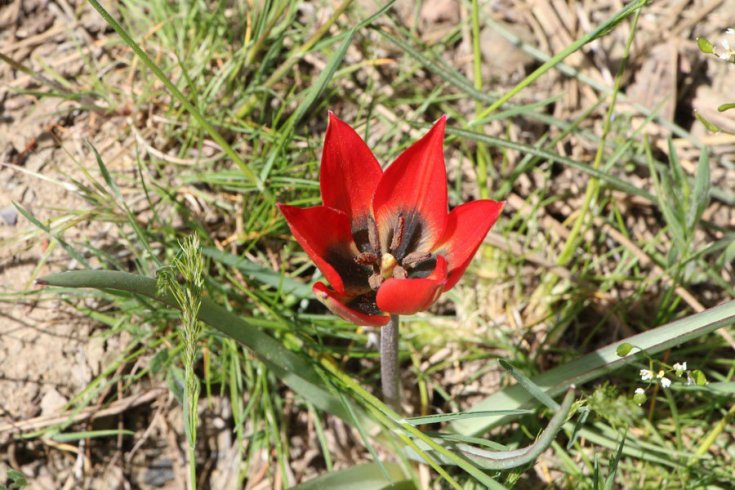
(635, 387, 645, 395)
(714, 29, 735, 62)
(660, 377, 672, 389)
(640, 369, 653, 381)
(672, 362, 687, 371)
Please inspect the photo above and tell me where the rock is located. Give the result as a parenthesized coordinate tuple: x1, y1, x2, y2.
(0, 206, 18, 226)
(39, 387, 68, 416)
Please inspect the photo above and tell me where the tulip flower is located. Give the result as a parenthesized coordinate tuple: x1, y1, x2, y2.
(278, 113, 503, 409)
(278, 113, 504, 328)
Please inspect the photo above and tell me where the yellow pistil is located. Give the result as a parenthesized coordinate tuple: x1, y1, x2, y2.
(380, 253, 398, 279)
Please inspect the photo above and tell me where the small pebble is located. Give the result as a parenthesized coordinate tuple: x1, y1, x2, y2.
(0, 205, 18, 225)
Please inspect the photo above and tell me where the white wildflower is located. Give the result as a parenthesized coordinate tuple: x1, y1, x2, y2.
(660, 377, 672, 389)
(640, 369, 653, 381)
(714, 28, 735, 62)
(673, 362, 688, 377)
(635, 387, 645, 395)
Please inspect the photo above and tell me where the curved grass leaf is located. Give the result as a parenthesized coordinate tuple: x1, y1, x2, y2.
(411, 388, 576, 471)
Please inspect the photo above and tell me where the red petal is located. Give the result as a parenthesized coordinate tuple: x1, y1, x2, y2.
(373, 116, 448, 253)
(278, 204, 357, 294)
(313, 282, 390, 327)
(433, 200, 504, 291)
(320, 112, 383, 231)
(376, 255, 448, 315)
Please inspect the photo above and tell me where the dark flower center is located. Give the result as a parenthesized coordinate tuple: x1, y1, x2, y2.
(354, 212, 436, 290)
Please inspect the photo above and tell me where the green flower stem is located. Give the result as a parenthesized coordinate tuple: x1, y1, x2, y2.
(380, 315, 401, 412)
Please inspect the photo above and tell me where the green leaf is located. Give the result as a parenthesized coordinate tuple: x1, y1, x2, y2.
(645, 140, 687, 251)
(412, 389, 576, 473)
(6, 469, 27, 490)
(692, 369, 708, 386)
(90, 143, 121, 200)
(450, 299, 735, 435)
(426, 432, 508, 450)
(694, 111, 721, 133)
(724, 239, 735, 265)
(13, 203, 90, 268)
(697, 37, 714, 54)
(499, 359, 559, 410)
(292, 463, 408, 490)
(616, 343, 634, 357)
(401, 409, 533, 426)
(667, 138, 688, 204)
(50, 429, 135, 442)
(686, 148, 711, 231)
(603, 433, 627, 490)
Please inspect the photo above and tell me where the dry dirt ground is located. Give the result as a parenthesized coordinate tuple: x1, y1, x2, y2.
(1, 0, 735, 489)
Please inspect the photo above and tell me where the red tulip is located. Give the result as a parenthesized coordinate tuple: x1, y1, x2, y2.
(278, 113, 504, 327)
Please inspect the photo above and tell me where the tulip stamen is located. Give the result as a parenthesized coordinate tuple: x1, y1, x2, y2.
(402, 251, 432, 268)
(355, 251, 379, 266)
(389, 214, 405, 254)
(368, 272, 383, 289)
(392, 265, 407, 279)
(367, 215, 380, 254)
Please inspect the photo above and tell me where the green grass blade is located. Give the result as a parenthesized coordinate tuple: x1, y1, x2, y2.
(499, 359, 559, 410)
(686, 148, 711, 231)
(50, 429, 135, 442)
(401, 409, 533, 426)
(290, 28, 355, 128)
(13, 203, 90, 268)
(603, 433, 627, 490)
